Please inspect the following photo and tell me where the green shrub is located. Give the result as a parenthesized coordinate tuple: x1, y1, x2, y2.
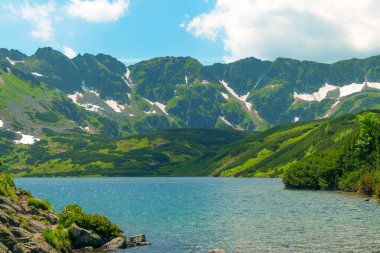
(42, 228, 71, 252)
(28, 198, 51, 211)
(359, 175, 374, 196)
(0, 172, 18, 201)
(59, 204, 121, 240)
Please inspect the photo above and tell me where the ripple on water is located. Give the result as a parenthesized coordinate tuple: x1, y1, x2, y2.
(15, 177, 380, 253)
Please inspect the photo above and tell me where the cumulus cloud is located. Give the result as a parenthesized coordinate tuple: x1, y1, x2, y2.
(63, 46, 78, 59)
(66, 0, 129, 22)
(9, 1, 56, 41)
(186, 0, 380, 62)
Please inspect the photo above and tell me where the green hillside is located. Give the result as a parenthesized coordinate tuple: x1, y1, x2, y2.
(1, 128, 248, 177)
(185, 111, 379, 179)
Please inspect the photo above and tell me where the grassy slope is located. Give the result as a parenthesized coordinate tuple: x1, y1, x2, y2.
(187, 113, 362, 178)
(2, 128, 248, 177)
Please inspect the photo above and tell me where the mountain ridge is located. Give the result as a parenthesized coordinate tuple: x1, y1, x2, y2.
(0, 47, 380, 137)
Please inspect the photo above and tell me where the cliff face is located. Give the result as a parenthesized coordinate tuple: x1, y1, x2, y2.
(0, 189, 60, 252)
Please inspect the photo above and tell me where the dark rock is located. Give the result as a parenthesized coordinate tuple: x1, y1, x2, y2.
(0, 210, 21, 227)
(69, 224, 106, 249)
(43, 213, 58, 224)
(10, 227, 33, 240)
(0, 224, 24, 253)
(129, 234, 146, 245)
(29, 206, 40, 215)
(364, 198, 370, 201)
(102, 237, 128, 250)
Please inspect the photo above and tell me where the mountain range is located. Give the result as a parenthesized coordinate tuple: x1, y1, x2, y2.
(1, 47, 380, 141)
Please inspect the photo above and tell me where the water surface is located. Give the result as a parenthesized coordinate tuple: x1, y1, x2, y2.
(15, 178, 380, 253)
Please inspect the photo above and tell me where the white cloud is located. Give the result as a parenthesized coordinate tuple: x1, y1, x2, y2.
(63, 46, 78, 59)
(66, 0, 129, 23)
(186, 0, 380, 62)
(14, 1, 56, 41)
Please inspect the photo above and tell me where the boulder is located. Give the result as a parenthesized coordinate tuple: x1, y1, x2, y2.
(129, 234, 146, 245)
(43, 212, 58, 224)
(102, 237, 128, 250)
(69, 224, 106, 249)
(208, 249, 225, 253)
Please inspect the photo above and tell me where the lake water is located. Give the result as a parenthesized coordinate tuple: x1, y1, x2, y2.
(15, 178, 380, 253)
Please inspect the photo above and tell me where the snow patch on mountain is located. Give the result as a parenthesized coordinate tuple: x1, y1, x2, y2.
(31, 72, 44, 77)
(83, 88, 100, 97)
(155, 102, 169, 116)
(6, 57, 23, 66)
(144, 110, 157, 114)
(143, 98, 169, 115)
(80, 126, 91, 133)
(220, 80, 252, 111)
(14, 132, 40, 145)
(219, 116, 233, 127)
(294, 116, 300, 122)
(294, 82, 380, 102)
(105, 100, 125, 113)
(123, 69, 134, 88)
(68, 92, 84, 104)
(68, 93, 104, 113)
(367, 82, 380, 89)
(0, 120, 3, 128)
(324, 100, 341, 118)
(339, 83, 365, 97)
(221, 92, 229, 100)
(294, 83, 338, 102)
(83, 104, 103, 113)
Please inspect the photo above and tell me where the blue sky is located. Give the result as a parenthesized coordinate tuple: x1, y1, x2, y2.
(1, 0, 380, 66)
(0, 0, 224, 65)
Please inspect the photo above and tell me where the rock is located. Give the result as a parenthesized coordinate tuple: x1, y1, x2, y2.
(0, 209, 21, 227)
(10, 227, 34, 240)
(27, 219, 48, 233)
(0, 196, 26, 214)
(29, 206, 40, 215)
(69, 224, 106, 249)
(364, 198, 370, 201)
(24, 240, 59, 253)
(129, 234, 146, 245)
(0, 224, 24, 253)
(208, 249, 225, 253)
(43, 212, 58, 224)
(102, 237, 128, 250)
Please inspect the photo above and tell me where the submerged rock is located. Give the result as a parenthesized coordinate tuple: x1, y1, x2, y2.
(208, 249, 225, 253)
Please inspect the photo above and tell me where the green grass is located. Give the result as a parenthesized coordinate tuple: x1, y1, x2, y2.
(42, 227, 71, 252)
(28, 198, 51, 211)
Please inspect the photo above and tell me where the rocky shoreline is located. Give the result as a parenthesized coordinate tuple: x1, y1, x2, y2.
(0, 186, 149, 252)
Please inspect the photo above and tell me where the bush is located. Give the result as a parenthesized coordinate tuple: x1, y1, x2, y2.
(28, 198, 51, 211)
(42, 228, 71, 252)
(59, 204, 121, 240)
(0, 172, 18, 201)
(359, 175, 374, 196)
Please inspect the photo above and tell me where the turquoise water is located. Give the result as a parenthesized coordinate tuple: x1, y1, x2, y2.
(15, 178, 380, 253)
